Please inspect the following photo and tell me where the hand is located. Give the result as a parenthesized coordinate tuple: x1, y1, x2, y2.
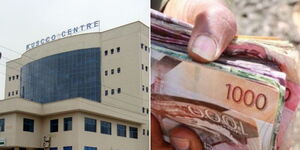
(163, 0, 237, 62)
(151, 114, 204, 150)
(152, 1, 237, 149)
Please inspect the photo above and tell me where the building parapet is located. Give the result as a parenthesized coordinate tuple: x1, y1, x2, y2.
(0, 97, 147, 124)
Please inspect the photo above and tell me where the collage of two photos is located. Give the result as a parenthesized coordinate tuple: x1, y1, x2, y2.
(0, 0, 149, 150)
(1, 0, 300, 150)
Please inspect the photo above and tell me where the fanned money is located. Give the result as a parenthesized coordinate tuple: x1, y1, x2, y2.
(151, 9, 300, 150)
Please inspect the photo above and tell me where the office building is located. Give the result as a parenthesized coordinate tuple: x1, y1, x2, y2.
(0, 21, 149, 150)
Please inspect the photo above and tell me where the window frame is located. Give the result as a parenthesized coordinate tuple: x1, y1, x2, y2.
(0, 119, 5, 132)
(50, 119, 59, 132)
(117, 124, 127, 137)
(129, 126, 138, 139)
(84, 117, 97, 132)
(100, 121, 112, 135)
(64, 117, 72, 131)
(63, 146, 72, 150)
(84, 146, 97, 150)
(111, 89, 115, 95)
(23, 118, 34, 132)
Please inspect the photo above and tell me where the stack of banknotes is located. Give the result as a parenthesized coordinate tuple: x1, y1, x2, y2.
(151, 9, 300, 150)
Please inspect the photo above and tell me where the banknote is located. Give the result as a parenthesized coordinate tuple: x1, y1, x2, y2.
(151, 48, 285, 150)
(151, 9, 300, 150)
(152, 94, 260, 150)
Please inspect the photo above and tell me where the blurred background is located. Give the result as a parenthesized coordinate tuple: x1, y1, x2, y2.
(232, 0, 300, 49)
(231, 0, 300, 149)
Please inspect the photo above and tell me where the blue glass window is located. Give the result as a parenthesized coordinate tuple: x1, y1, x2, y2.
(129, 127, 138, 139)
(84, 146, 97, 150)
(50, 148, 58, 150)
(0, 119, 4, 132)
(101, 121, 111, 135)
(85, 118, 96, 132)
(64, 117, 72, 131)
(63, 146, 72, 150)
(117, 124, 126, 137)
(23, 118, 34, 132)
(20, 48, 101, 103)
(50, 119, 58, 132)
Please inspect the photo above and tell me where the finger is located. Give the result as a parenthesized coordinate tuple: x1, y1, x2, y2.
(151, 114, 173, 150)
(187, 1, 237, 62)
(169, 126, 204, 150)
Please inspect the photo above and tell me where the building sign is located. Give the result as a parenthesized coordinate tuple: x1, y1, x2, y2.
(26, 20, 100, 51)
(0, 138, 5, 146)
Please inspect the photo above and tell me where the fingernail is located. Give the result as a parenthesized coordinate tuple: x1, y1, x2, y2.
(171, 137, 190, 150)
(191, 35, 217, 61)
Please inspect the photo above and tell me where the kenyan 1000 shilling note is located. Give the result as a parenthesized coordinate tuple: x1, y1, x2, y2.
(151, 9, 300, 150)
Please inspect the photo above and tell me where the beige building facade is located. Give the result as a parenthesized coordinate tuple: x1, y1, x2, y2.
(0, 21, 149, 150)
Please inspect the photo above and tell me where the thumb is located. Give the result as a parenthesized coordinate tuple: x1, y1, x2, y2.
(151, 114, 173, 150)
(187, 1, 237, 62)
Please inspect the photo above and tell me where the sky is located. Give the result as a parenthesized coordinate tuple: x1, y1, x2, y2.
(0, 0, 149, 99)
